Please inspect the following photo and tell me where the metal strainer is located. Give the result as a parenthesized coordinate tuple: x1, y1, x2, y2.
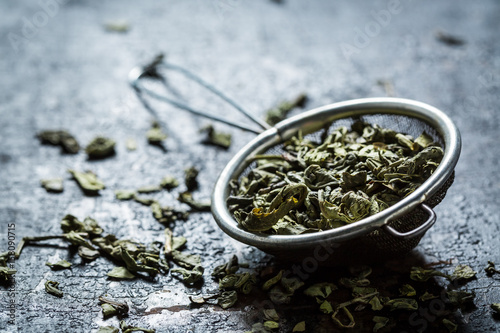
(129, 63, 461, 263)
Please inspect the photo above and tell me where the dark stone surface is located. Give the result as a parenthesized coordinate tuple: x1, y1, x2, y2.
(0, 0, 499, 332)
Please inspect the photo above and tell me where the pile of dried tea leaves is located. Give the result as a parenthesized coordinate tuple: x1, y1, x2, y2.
(228, 122, 443, 234)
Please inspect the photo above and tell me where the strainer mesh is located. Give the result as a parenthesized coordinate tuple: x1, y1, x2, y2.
(234, 113, 454, 262)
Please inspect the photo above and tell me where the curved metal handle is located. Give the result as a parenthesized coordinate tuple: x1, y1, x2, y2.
(382, 203, 436, 239)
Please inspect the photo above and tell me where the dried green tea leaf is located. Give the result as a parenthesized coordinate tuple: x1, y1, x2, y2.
(303, 282, 337, 299)
(137, 185, 162, 193)
(119, 247, 159, 276)
(68, 169, 105, 194)
(171, 250, 201, 269)
(399, 284, 416, 297)
(410, 266, 449, 282)
(212, 255, 240, 279)
(0, 266, 17, 281)
(171, 265, 204, 284)
(184, 167, 199, 191)
(263, 308, 279, 321)
(37, 130, 80, 154)
(119, 320, 156, 333)
(104, 21, 130, 33)
(133, 195, 157, 206)
(40, 178, 64, 193)
(107, 266, 135, 280)
(101, 303, 118, 319)
(451, 264, 476, 281)
(97, 326, 119, 333)
(373, 316, 390, 332)
(442, 318, 458, 333)
(151, 203, 189, 224)
(331, 306, 355, 329)
(85, 136, 116, 159)
(160, 175, 179, 189)
(45, 259, 71, 270)
(126, 138, 137, 151)
(60, 214, 103, 236)
(340, 277, 371, 288)
(263, 321, 279, 330)
(485, 261, 500, 276)
(264, 93, 307, 126)
(269, 285, 293, 305)
(419, 291, 438, 301)
(115, 190, 136, 200)
(491, 303, 500, 314)
(200, 124, 232, 149)
(281, 277, 304, 294)
(369, 296, 384, 311)
(415, 132, 434, 148)
(64, 231, 95, 250)
(292, 321, 306, 332)
(78, 245, 100, 261)
(262, 270, 284, 291)
(218, 290, 238, 309)
(385, 298, 418, 311)
(178, 191, 211, 212)
(45, 280, 63, 297)
(147, 121, 167, 144)
(446, 290, 475, 307)
(319, 300, 334, 314)
(99, 296, 129, 318)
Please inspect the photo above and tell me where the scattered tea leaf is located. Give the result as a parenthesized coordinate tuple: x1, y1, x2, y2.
(399, 284, 416, 297)
(373, 316, 390, 332)
(451, 264, 476, 282)
(85, 136, 116, 159)
(385, 298, 418, 311)
(107, 266, 135, 280)
(485, 261, 500, 276)
(263, 308, 279, 321)
(126, 138, 137, 151)
(137, 185, 162, 194)
(119, 320, 156, 333)
(171, 250, 201, 269)
(171, 265, 204, 284)
(78, 245, 100, 261)
(331, 306, 355, 329)
(160, 175, 179, 189)
(303, 282, 337, 299)
(104, 21, 130, 33)
(419, 291, 438, 301)
(40, 178, 64, 193)
(147, 121, 167, 144)
(410, 266, 449, 282)
(45, 280, 63, 297)
(99, 296, 129, 318)
(37, 130, 80, 154)
(45, 259, 71, 270)
(68, 169, 105, 194)
(184, 166, 199, 191)
(178, 191, 211, 211)
(200, 124, 232, 149)
(491, 303, 500, 314)
(292, 321, 306, 332)
(218, 290, 238, 309)
(97, 326, 119, 333)
(446, 290, 475, 307)
(115, 190, 136, 200)
(264, 93, 307, 126)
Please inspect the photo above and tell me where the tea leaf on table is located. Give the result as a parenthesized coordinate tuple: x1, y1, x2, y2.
(292, 321, 306, 332)
(78, 246, 100, 261)
(115, 190, 136, 200)
(37, 130, 80, 154)
(68, 169, 105, 194)
(97, 326, 119, 333)
(399, 284, 416, 297)
(126, 138, 137, 151)
(491, 303, 500, 314)
(40, 178, 64, 193)
(147, 121, 167, 144)
(184, 166, 199, 191)
(410, 266, 450, 282)
(178, 191, 211, 211)
(442, 318, 458, 333)
(107, 267, 135, 280)
(451, 264, 476, 281)
(171, 250, 201, 269)
(119, 320, 156, 333)
(485, 261, 500, 276)
(85, 136, 116, 159)
(137, 185, 162, 193)
(446, 290, 475, 307)
(160, 175, 179, 189)
(264, 93, 307, 126)
(45, 280, 63, 297)
(171, 265, 204, 284)
(99, 296, 129, 318)
(385, 298, 418, 311)
(200, 124, 232, 149)
(217, 290, 238, 309)
(45, 260, 71, 270)
(373, 316, 390, 332)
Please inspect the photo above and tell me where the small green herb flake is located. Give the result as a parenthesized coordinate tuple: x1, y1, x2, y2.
(160, 175, 179, 189)
(171, 250, 201, 269)
(78, 246, 100, 261)
(263, 309, 279, 321)
(451, 264, 476, 281)
(331, 306, 355, 329)
(101, 303, 118, 319)
(446, 290, 475, 307)
(137, 185, 162, 194)
(442, 318, 458, 333)
(491, 303, 500, 314)
(45, 280, 63, 297)
(303, 282, 337, 299)
(126, 138, 137, 151)
(178, 191, 211, 211)
(45, 259, 72, 270)
(200, 124, 232, 149)
(171, 265, 204, 284)
(119, 320, 156, 333)
(0, 266, 17, 281)
(107, 266, 135, 280)
(217, 290, 238, 309)
(40, 178, 64, 193)
(104, 21, 130, 33)
(485, 261, 500, 276)
(385, 298, 418, 311)
(85, 136, 116, 159)
(264, 93, 307, 126)
(419, 291, 438, 301)
(68, 169, 105, 194)
(292, 321, 306, 332)
(97, 326, 119, 333)
(37, 130, 80, 154)
(373, 316, 390, 332)
(147, 121, 167, 144)
(410, 266, 449, 282)
(115, 190, 136, 200)
(184, 166, 199, 191)
(262, 270, 284, 291)
(263, 320, 279, 330)
(399, 284, 416, 297)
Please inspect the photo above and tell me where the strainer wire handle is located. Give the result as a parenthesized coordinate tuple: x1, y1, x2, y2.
(381, 203, 436, 239)
(128, 62, 271, 135)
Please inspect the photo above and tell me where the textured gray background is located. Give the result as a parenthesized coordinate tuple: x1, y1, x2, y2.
(0, 0, 499, 332)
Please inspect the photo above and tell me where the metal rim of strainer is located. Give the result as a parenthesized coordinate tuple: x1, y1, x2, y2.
(211, 97, 461, 252)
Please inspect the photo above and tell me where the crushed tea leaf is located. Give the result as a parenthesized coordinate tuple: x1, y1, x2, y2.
(184, 166, 199, 191)
(68, 169, 105, 194)
(147, 121, 167, 144)
(40, 178, 64, 193)
(85, 136, 116, 159)
(264, 93, 307, 126)
(37, 130, 80, 154)
(45, 280, 63, 297)
(45, 259, 72, 270)
(200, 124, 232, 149)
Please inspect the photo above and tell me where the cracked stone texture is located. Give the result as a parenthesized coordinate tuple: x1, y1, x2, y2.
(0, 0, 499, 332)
